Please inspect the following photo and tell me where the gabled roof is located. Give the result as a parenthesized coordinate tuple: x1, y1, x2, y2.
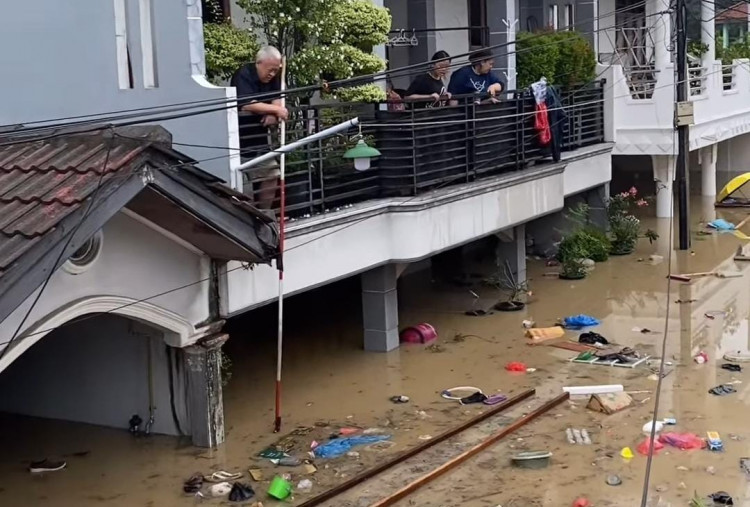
(0, 128, 278, 324)
(716, 2, 748, 23)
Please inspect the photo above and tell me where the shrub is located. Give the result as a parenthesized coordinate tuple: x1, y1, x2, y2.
(516, 29, 596, 88)
(203, 23, 258, 84)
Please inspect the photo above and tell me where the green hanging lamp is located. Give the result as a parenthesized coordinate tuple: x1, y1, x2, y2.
(343, 137, 381, 171)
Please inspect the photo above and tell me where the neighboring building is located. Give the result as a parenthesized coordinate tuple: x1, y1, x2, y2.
(715, 1, 749, 48)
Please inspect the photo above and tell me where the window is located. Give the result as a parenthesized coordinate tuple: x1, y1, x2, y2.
(139, 0, 158, 88)
(565, 4, 574, 30)
(201, 0, 231, 23)
(468, 0, 488, 49)
(114, 0, 133, 89)
(63, 231, 104, 275)
(548, 5, 559, 30)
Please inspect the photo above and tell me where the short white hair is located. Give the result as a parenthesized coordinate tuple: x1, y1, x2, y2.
(256, 46, 282, 63)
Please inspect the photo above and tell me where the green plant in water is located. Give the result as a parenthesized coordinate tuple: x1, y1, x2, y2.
(561, 203, 611, 262)
(484, 260, 529, 303)
(607, 187, 658, 254)
(558, 239, 589, 279)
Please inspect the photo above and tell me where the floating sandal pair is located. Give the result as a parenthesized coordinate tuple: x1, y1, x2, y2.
(440, 386, 507, 405)
(183, 471, 242, 495)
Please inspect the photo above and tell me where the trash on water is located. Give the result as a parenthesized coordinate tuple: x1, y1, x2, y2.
(636, 437, 664, 455)
(572, 498, 591, 507)
(267, 476, 293, 500)
(399, 323, 437, 344)
(257, 448, 288, 459)
(620, 447, 634, 459)
(296, 479, 313, 493)
(721, 363, 742, 372)
(643, 421, 664, 435)
(522, 319, 535, 329)
(272, 457, 302, 466)
(606, 474, 622, 486)
(694, 351, 708, 364)
(389, 395, 410, 404)
(566, 428, 591, 445)
(708, 491, 734, 505)
(313, 435, 391, 459)
(579, 331, 609, 345)
(708, 384, 737, 396)
(706, 431, 724, 451)
(587, 392, 634, 414)
(505, 362, 527, 372)
(418, 435, 433, 440)
(563, 314, 600, 329)
(658, 432, 705, 450)
(511, 451, 552, 469)
(740, 457, 750, 477)
(563, 384, 623, 396)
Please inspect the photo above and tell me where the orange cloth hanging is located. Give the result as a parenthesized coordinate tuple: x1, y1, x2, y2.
(534, 103, 551, 146)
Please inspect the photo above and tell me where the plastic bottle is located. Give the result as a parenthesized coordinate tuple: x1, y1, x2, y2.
(566, 428, 576, 444)
(581, 429, 592, 445)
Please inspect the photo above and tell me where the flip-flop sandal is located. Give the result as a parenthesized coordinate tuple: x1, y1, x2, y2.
(205, 471, 242, 482)
(483, 394, 508, 405)
(441, 386, 483, 402)
(724, 351, 750, 363)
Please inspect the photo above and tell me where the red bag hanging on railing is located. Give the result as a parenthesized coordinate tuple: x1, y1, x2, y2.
(534, 102, 551, 146)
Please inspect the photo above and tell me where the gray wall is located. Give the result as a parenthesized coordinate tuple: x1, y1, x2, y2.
(0, 0, 236, 182)
(0, 314, 188, 436)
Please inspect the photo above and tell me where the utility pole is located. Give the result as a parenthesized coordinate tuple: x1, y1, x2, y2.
(675, 0, 691, 250)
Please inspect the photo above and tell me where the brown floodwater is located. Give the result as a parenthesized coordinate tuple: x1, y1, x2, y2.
(2, 196, 750, 507)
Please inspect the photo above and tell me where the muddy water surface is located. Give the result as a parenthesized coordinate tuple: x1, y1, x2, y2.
(2, 202, 750, 506)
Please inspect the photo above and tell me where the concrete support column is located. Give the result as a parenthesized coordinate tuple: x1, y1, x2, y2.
(495, 225, 527, 283)
(652, 154, 676, 218)
(648, 0, 672, 70)
(700, 144, 718, 196)
(362, 264, 400, 353)
(701, 0, 716, 63)
(588, 183, 611, 231)
(407, 0, 437, 66)
(487, 0, 517, 90)
(183, 333, 228, 448)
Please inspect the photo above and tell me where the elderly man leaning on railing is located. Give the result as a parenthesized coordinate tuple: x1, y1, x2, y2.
(231, 46, 288, 210)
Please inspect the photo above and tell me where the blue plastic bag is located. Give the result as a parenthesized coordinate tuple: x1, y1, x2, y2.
(708, 219, 735, 231)
(313, 435, 391, 459)
(563, 314, 600, 329)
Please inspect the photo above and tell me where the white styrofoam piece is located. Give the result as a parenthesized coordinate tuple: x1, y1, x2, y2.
(562, 385, 624, 395)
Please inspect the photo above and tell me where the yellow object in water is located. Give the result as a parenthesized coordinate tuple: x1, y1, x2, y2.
(525, 326, 565, 343)
(620, 447, 634, 459)
(717, 173, 750, 207)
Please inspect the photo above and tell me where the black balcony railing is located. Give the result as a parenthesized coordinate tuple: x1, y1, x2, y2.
(238, 81, 606, 218)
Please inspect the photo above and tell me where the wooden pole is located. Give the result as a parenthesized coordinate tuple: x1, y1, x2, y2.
(369, 392, 570, 507)
(297, 389, 536, 507)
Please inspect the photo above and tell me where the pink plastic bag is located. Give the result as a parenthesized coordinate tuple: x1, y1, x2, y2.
(658, 432, 705, 450)
(636, 437, 664, 455)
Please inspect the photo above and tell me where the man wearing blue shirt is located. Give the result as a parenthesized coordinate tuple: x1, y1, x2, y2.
(448, 49, 504, 99)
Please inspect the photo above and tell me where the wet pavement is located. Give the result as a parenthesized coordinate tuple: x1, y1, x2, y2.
(2, 197, 750, 506)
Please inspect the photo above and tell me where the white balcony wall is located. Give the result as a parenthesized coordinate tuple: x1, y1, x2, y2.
(603, 60, 750, 155)
(0, 0, 237, 184)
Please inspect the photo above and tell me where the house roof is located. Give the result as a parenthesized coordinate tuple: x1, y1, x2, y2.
(0, 128, 279, 325)
(716, 2, 748, 23)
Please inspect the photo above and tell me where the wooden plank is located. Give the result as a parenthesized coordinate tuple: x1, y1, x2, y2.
(369, 392, 570, 507)
(296, 389, 535, 507)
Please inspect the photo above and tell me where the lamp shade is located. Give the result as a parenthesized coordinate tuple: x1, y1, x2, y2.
(343, 139, 381, 170)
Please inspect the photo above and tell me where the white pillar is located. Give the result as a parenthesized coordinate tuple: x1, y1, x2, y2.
(701, 0, 716, 63)
(700, 144, 718, 196)
(495, 224, 527, 283)
(648, 0, 672, 70)
(362, 264, 400, 352)
(652, 155, 676, 218)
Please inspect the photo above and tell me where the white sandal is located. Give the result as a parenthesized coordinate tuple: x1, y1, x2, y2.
(205, 471, 242, 482)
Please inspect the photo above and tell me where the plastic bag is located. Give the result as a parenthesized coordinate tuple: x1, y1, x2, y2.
(313, 435, 390, 459)
(563, 314, 600, 328)
(658, 432, 705, 450)
(636, 437, 664, 455)
(505, 362, 527, 372)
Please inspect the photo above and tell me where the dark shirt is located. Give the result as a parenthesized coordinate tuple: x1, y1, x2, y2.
(231, 63, 281, 154)
(406, 73, 447, 108)
(447, 65, 503, 97)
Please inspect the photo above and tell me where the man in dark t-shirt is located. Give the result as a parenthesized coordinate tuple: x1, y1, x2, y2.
(405, 51, 452, 108)
(231, 46, 287, 209)
(448, 48, 504, 101)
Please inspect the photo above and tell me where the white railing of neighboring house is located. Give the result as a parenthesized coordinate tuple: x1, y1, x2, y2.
(722, 63, 737, 92)
(688, 64, 707, 97)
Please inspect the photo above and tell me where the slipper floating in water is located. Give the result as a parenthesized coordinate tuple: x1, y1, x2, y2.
(209, 482, 233, 497)
(29, 460, 66, 474)
(205, 471, 243, 482)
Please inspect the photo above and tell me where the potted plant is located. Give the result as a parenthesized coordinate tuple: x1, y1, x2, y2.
(559, 240, 589, 280)
(485, 261, 529, 312)
(607, 187, 658, 255)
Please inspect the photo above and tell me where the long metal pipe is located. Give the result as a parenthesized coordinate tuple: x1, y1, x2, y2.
(236, 117, 360, 172)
